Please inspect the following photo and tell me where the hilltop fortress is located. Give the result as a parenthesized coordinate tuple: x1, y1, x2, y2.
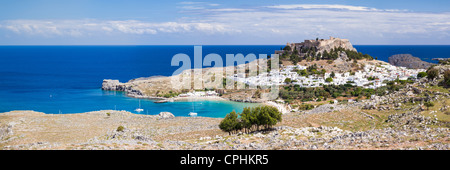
(276, 36, 357, 55)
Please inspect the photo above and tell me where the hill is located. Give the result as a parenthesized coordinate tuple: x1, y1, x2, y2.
(388, 54, 433, 69)
(276, 37, 373, 65)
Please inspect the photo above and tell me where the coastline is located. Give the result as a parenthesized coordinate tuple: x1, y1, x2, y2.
(3, 76, 450, 150)
(264, 101, 291, 114)
(171, 96, 227, 102)
(2, 95, 448, 150)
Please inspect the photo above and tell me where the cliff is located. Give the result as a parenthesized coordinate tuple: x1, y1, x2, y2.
(388, 54, 433, 69)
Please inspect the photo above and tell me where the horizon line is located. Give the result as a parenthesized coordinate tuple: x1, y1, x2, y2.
(1, 44, 450, 46)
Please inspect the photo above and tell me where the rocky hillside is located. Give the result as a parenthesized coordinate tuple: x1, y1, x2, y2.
(3, 74, 450, 150)
(1, 96, 448, 150)
(388, 54, 433, 69)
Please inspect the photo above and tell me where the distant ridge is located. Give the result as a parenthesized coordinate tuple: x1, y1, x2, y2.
(388, 54, 433, 69)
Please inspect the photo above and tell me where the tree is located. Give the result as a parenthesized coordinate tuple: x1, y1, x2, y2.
(220, 106, 282, 134)
(240, 107, 255, 133)
(253, 90, 261, 99)
(417, 72, 427, 79)
(284, 78, 292, 84)
(290, 54, 299, 65)
(256, 108, 270, 130)
(253, 105, 282, 130)
(330, 71, 335, 78)
(298, 69, 307, 76)
(427, 68, 439, 80)
(283, 45, 292, 51)
(320, 69, 326, 75)
(325, 77, 333, 83)
(323, 50, 329, 59)
(267, 106, 282, 127)
(219, 110, 240, 135)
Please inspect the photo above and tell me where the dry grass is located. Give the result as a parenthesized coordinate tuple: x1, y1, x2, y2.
(0, 110, 222, 149)
(1, 95, 448, 150)
(281, 108, 379, 132)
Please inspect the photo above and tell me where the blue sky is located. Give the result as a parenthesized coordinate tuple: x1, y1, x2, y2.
(0, 0, 449, 45)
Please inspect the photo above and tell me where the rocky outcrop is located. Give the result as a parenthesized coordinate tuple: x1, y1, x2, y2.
(431, 65, 450, 79)
(314, 37, 356, 53)
(158, 112, 175, 119)
(0, 124, 13, 141)
(386, 112, 438, 127)
(305, 104, 345, 114)
(361, 82, 450, 112)
(388, 54, 433, 69)
(284, 36, 357, 54)
(102, 79, 144, 97)
(335, 51, 349, 62)
(102, 79, 126, 91)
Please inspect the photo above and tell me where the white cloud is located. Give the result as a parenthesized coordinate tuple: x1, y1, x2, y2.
(178, 1, 221, 10)
(0, 4, 449, 44)
(107, 20, 157, 34)
(0, 19, 238, 37)
(194, 4, 450, 43)
(267, 4, 378, 11)
(205, 8, 252, 12)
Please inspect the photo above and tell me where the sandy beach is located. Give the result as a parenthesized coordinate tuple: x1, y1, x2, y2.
(171, 96, 228, 102)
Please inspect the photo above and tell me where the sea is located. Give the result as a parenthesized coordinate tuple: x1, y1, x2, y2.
(0, 45, 448, 117)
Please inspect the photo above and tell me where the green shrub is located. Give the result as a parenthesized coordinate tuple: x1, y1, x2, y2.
(283, 45, 292, 51)
(284, 78, 292, 84)
(298, 103, 315, 110)
(443, 70, 450, 88)
(424, 102, 434, 110)
(417, 72, 427, 78)
(279, 80, 410, 102)
(367, 76, 376, 81)
(116, 125, 125, 132)
(427, 68, 439, 80)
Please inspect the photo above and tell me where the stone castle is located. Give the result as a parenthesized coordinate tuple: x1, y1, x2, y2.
(276, 36, 357, 55)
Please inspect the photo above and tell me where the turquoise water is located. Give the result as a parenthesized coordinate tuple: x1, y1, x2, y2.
(0, 46, 275, 117)
(0, 88, 260, 117)
(0, 45, 448, 117)
(89, 90, 260, 118)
